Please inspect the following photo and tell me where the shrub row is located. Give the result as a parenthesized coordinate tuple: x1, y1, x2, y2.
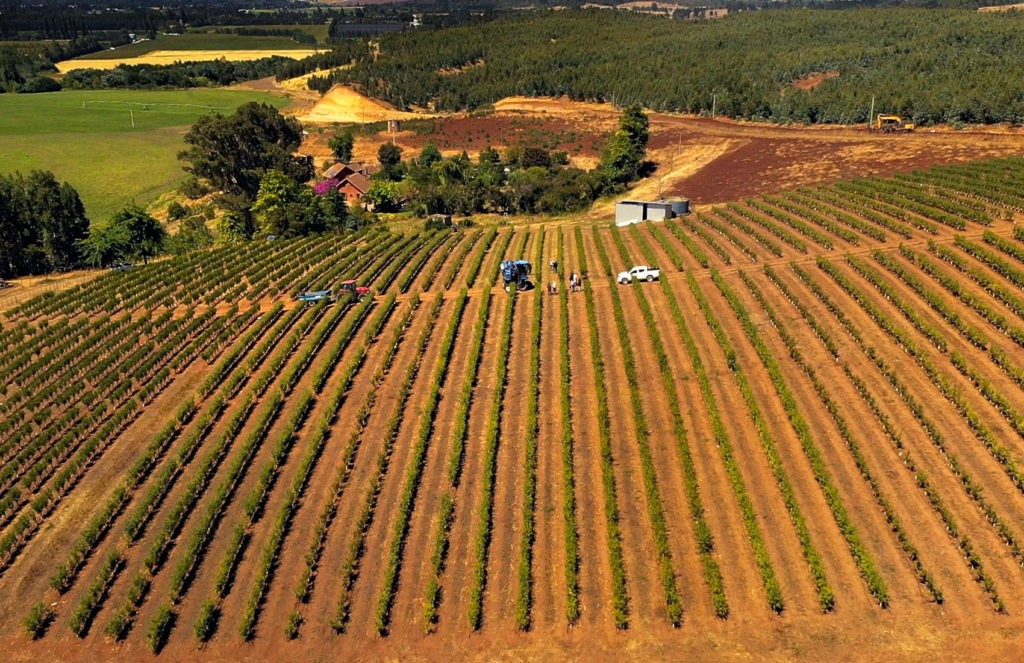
(397, 231, 451, 293)
(556, 229, 581, 624)
(753, 271, 951, 603)
(467, 230, 529, 631)
(765, 194, 861, 244)
(783, 190, 887, 241)
(625, 227, 729, 618)
(869, 251, 988, 349)
(169, 392, 309, 606)
(332, 293, 438, 632)
(418, 233, 460, 292)
(598, 227, 683, 625)
(715, 269, 890, 605)
(292, 295, 410, 615)
(49, 399, 196, 594)
(838, 256, 947, 352)
(575, 226, 630, 628)
(311, 294, 379, 393)
(667, 270, 784, 612)
(929, 241, 1024, 323)
(689, 271, 834, 610)
(376, 290, 469, 635)
(424, 283, 495, 630)
(726, 202, 808, 253)
(463, 227, 500, 288)
(238, 391, 324, 640)
(831, 181, 939, 234)
(198, 304, 284, 397)
(841, 179, 967, 231)
(738, 272, 932, 606)
(515, 232, 546, 631)
(441, 229, 484, 290)
(701, 209, 769, 259)
(804, 187, 913, 238)
(748, 198, 834, 249)
(901, 245, 1024, 348)
(68, 550, 124, 636)
(816, 259, 1024, 498)
(658, 219, 705, 268)
(787, 265, 1010, 610)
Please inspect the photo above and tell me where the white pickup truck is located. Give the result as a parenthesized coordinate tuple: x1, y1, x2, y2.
(618, 265, 661, 284)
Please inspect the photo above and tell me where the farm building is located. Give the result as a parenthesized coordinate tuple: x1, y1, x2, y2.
(615, 197, 690, 225)
(322, 162, 375, 203)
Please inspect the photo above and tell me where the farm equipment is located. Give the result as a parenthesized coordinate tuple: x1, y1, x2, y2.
(297, 289, 336, 306)
(870, 115, 915, 133)
(338, 279, 372, 300)
(0, 278, 11, 289)
(500, 260, 533, 292)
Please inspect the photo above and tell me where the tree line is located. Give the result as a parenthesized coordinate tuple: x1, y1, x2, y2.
(356, 105, 650, 216)
(61, 57, 297, 91)
(0, 102, 367, 279)
(322, 7, 1024, 126)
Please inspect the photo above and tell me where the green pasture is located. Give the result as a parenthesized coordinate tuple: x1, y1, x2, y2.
(73, 31, 317, 60)
(0, 89, 290, 222)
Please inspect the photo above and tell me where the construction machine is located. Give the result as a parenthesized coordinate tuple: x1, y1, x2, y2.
(871, 115, 915, 133)
(500, 260, 533, 292)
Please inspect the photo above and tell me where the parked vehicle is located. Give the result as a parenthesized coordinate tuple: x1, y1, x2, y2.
(618, 265, 660, 284)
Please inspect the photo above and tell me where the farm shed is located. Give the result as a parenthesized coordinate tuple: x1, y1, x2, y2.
(615, 199, 685, 225)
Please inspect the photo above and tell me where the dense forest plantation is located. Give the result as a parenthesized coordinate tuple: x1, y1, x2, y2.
(329, 8, 1024, 125)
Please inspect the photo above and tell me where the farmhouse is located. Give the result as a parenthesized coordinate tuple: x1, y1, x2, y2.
(323, 161, 375, 203)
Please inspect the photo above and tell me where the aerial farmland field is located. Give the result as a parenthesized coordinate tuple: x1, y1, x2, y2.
(6, 157, 1024, 660)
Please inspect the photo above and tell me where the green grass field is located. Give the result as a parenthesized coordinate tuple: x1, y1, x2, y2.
(74, 31, 318, 60)
(0, 89, 290, 222)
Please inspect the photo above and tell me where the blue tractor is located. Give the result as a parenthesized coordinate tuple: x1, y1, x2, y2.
(500, 260, 533, 292)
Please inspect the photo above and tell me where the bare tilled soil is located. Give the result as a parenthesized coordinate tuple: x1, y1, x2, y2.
(14, 156, 1024, 661)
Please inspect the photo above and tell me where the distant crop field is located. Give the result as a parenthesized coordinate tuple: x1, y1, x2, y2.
(0, 89, 289, 222)
(74, 31, 316, 61)
(190, 24, 331, 41)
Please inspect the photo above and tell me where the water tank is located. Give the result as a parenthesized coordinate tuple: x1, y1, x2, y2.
(663, 196, 690, 216)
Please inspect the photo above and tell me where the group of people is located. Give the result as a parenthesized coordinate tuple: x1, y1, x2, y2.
(547, 257, 583, 295)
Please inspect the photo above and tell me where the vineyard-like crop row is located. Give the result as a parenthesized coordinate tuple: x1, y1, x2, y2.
(7, 157, 1024, 657)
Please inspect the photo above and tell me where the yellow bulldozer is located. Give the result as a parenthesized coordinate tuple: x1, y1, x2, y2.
(870, 114, 915, 133)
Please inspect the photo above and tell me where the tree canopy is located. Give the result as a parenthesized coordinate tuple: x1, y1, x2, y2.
(252, 170, 355, 239)
(82, 205, 166, 267)
(318, 8, 1024, 126)
(328, 131, 355, 163)
(363, 107, 648, 216)
(179, 102, 313, 204)
(0, 171, 88, 278)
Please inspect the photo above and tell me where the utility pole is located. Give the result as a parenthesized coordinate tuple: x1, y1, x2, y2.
(711, 93, 717, 119)
(869, 95, 875, 129)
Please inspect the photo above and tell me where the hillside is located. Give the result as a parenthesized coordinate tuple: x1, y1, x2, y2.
(322, 8, 1024, 125)
(5, 159, 1024, 660)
